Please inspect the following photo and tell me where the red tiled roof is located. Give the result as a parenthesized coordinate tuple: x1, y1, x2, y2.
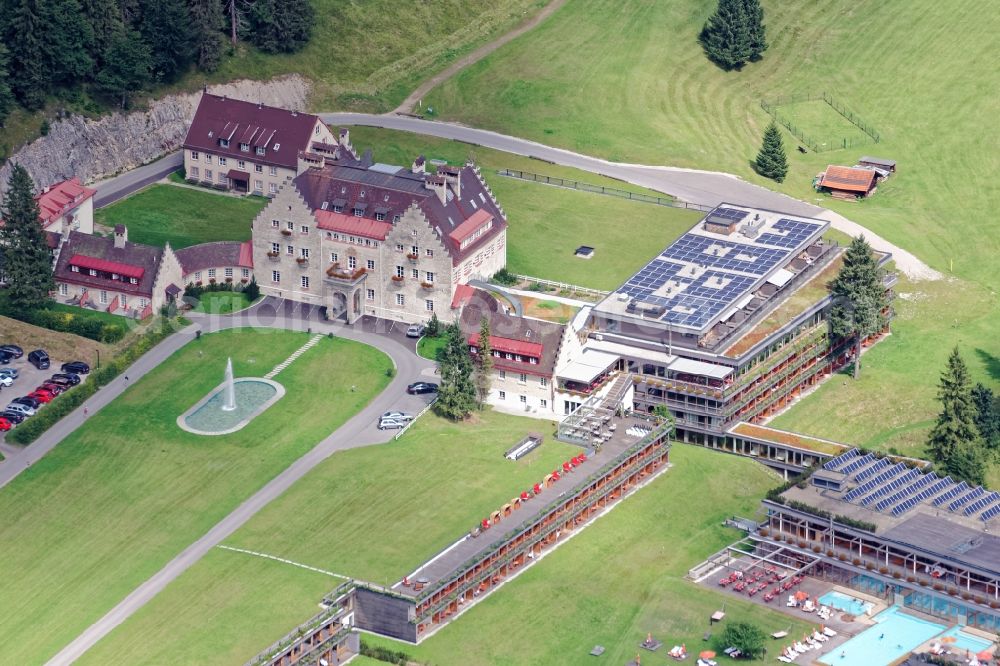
(468, 333, 543, 359)
(315, 209, 392, 240)
(35, 177, 96, 225)
(69, 254, 145, 279)
(449, 209, 493, 243)
(451, 283, 476, 309)
(183, 94, 322, 170)
(819, 165, 877, 193)
(238, 241, 253, 268)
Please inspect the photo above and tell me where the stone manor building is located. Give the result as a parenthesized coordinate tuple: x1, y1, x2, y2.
(252, 133, 507, 323)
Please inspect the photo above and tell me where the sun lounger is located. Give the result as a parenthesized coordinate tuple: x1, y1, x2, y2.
(772, 630, 789, 639)
(778, 657, 792, 664)
(823, 627, 837, 637)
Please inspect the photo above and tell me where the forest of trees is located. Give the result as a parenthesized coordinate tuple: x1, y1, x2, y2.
(0, 0, 314, 123)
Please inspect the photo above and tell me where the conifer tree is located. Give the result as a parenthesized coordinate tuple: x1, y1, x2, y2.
(138, 0, 196, 83)
(81, 0, 125, 69)
(699, 0, 751, 70)
(927, 348, 985, 483)
(6, 0, 50, 110)
(0, 44, 14, 126)
(971, 383, 1000, 451)
(188, 0, 225, 72)
(0, 165, 54, 313)
(95, 27, 152, 108)
(41, 0, 94, 86)
(743, 0, 767, 61)
(474, 316, 494, 407)
(434, 322, 477, 420)
(755, 122, 788, 182)
(247, 0, 314, 54)
(828, 236, 887, 379)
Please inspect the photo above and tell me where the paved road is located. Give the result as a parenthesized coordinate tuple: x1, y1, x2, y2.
(39, 299, 434, 665)
(317, 113, 940, 281)
(91, 152, 183, 208)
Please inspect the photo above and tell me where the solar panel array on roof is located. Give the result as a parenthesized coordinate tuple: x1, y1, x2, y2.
(948, 486, 986, 512)
(755, 218, 824, 250)
(661, 234, 788, 276)
(891, 476, 955, 516)
(840, 453, 875, 476)
(845, 463, 907, 502)
(932, 481, 970, 506)
(854, 457, 891, 482)
(980, 503, 1000, 522)
(963, 491, 1000, 516)
(824, 448, 860, 471)
(859, 468, 921, 506)
(706, 207, 750, 226)
(873, 472, 937, 512)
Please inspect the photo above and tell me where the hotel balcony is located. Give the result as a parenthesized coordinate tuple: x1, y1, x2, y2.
(325, 263, 366, 286)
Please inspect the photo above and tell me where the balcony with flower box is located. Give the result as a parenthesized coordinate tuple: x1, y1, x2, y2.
(325, 263, 366, 286)
(266, 251, 280, 262)
(407, 253, 419, 263)
(420, 281, 435, 291)
(296, 257, 309, 268)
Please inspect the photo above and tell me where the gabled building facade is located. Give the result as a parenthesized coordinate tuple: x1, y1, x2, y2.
(251, 139, 507, 323)
(182, 93, 336, 197)
(35, 177, 96, 235)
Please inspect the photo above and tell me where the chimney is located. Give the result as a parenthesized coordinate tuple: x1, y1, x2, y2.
(339, 128, 350, 147)
(291, 110, 297, 117)
(411, 155, 425, 174)
(425, 175, 448, 205)
(114, 224, 128, 249)
(437, 165, 461, 198)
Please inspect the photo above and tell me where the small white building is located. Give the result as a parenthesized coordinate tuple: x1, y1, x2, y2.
(35, 177, 96, 235)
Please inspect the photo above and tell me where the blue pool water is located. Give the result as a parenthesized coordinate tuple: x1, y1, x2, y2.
(819, 590, 874, 616)
(937, 625, 993, 653)
(819, 606, 946, 666)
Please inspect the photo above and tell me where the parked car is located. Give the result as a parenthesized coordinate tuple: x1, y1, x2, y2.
(28, 349, 50, 370)
(0, 417, 11, 432)
(406, 323, 426, 338)
(0, 344, 23, 358)
(5, 402, 35, 417)
(0, 375, 12, 388)
(380, 411, 414, 422)
(61, 361, 90, 374)
(12, 396, 41, 409)
(0, 368, 19, 380)
(378, 418, 407, 430)
(39, 383, 66, 395)
(0, 410, 26, 424)
(27, 391, 54, 404)
(406, 382, 439, 395)
(0, 350, 12, 365)
(49, 375, 78, 387)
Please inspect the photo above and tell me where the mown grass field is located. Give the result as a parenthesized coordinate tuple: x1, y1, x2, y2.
(93, 184, 265, 249)
(189, 291, 253, 315)
(82, 410, 578, 663)
(359, 445, 815, 664)
(422, 0, 1000, 462)
(0, 329, 391, 664)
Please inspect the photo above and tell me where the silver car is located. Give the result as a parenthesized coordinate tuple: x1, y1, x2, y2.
(380, 411, 414, 422)
(6, 402, 35, 417)
(377, 418, 407, 431)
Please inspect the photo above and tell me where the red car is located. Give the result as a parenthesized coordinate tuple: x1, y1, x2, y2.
(38, 382, 66, 395)
(0, 417, 11, 431)
(27, 391, 54, 404)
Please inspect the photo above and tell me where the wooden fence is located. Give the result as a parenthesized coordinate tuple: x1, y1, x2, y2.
(760, 92, 880, 153)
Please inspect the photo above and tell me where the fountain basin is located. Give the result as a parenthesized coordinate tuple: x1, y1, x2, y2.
(177, 378, 285, 436)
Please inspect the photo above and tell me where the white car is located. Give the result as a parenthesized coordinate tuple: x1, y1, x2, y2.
(380, 411, 413, 422)
(0, 376, 12, 387)
(406, 324, 426, 338)
(378, 418, 407, 431)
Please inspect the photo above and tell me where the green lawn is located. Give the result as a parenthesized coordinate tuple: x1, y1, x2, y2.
(81, 410, 578, 663)
(416, 334, 447, 361)
(47, 301, 128, 325)
(94, 184, 265, 249)
(0, 328, 392, 665)
(189, 291, 253, 315)
(770, 98, 874, 152)
(419, 0, 1000, 467)
(361, 444, 815, 664)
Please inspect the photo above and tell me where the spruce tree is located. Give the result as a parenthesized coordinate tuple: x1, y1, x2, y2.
(95, 27, 152, 108)
(945, 442, 987, 486)
(742, 0, 767, 61)
(0, 165, 54, 313)
(434, 322, 477, 421)
(755, 122, 788, 182)
(972, 383, 1000, 451)
(6, 0, 50, 110)
(0, 44, 14, 126)
(41, 0, 94, 86)
(138, 0, 196, 83)
(828, 235, 887, 379)
(927, 348, 985, 480)
(699, 0, 751, 70)
(81, 0, 125, 69)
(474, 315, 494, 407)
(188, 0, 225, 72)
(247, 0, 314, 54)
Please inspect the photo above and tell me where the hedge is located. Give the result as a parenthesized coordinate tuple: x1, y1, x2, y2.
(7, 306, 127, 343)
(359, 641, 411, 665)
(6, 317, 184, 445)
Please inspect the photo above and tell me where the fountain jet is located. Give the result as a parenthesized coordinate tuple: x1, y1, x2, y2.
(221, 357, 237, 411)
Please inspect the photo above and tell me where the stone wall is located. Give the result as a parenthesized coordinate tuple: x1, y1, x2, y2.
(0, 75, 310, 194)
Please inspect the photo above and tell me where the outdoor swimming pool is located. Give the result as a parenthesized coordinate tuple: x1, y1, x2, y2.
(937, 625, 994, 653)
(819, 590, 874, 616)
(819, 606, 946, 666)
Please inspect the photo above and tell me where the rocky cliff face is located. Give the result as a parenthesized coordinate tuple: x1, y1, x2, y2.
(0, 75, 310, 194)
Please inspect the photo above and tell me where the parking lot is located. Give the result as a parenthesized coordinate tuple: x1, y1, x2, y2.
(1, 350, 89, 442)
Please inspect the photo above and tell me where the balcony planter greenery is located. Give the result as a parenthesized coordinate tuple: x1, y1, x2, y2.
(826, 549, 835, 557)
(892, 572, 902, 580)
(391, 275, 404, 283)
(865, 562, 875, 571)
(906, 576, 916, 583)
(838, 553, 848, 561)
(281, 229, 292, 236)
(933, 583, 944, 591)
(852, 558, 861, 566)
(812, 545, 822, 553)
(296, 257, 308, 265)
(420, 281, 434, 290)
(267, 251, 279, 259)
(879, 566, 889, 574)
(407, 253, 419, 261)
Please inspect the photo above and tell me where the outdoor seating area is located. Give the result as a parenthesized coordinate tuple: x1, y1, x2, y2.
(717, 564, 804, 603)
(777, 628, 836, 663)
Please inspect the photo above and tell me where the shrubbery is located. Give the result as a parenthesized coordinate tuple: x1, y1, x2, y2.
(10, 306, 127, 343)
(491, 268, 518, 286)
(359, 641, 410, 665)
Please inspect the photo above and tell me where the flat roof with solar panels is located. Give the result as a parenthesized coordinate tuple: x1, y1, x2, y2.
(781, 449, 1000, 575)
(592, 203, 829, 338)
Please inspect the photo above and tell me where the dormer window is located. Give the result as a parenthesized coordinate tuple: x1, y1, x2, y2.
(353, 208, 363, 217)
(333, 204, 342, 213)
(321, 201, 329, 210)
(360, 190, 365, 198)
(89, 269, 97, 276)
(219, 139, 229, 148)
(129, 277, 138, 285)
(273, 143, 281, 151)
(71, 265, 80, 273)
(375, 212, 385, 221)
(240, 143, 249, 152)
(255, 146, 265, 156)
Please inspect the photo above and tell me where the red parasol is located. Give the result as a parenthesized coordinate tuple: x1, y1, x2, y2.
(699, 650, 716, 659)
